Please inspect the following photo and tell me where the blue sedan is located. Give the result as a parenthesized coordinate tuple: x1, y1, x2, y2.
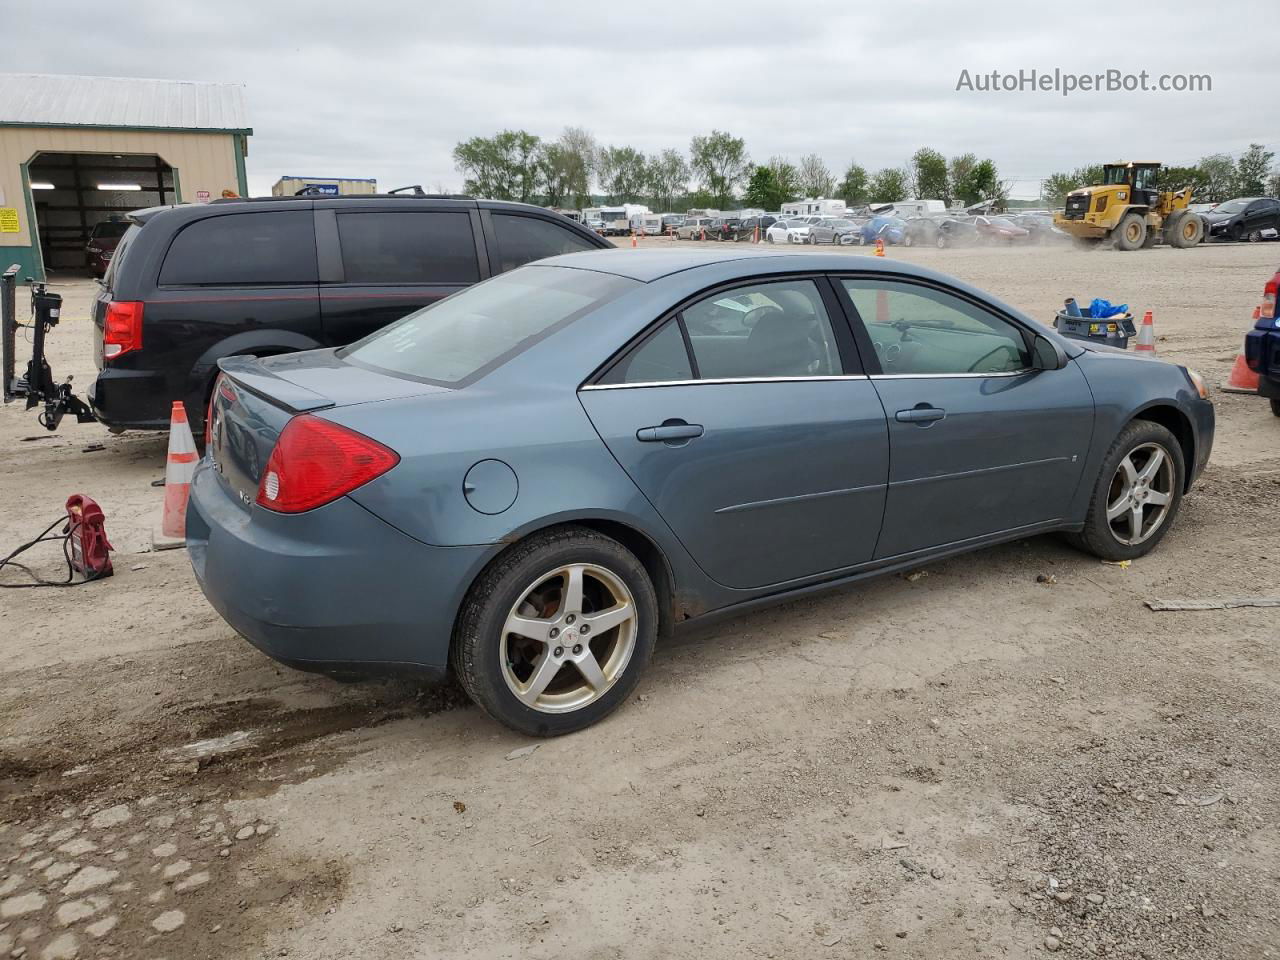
(189, 250, 1215, 736)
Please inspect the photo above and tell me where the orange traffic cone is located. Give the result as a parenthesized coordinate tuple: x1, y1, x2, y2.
(1134, 311, 1156, 353)
(700, 227, 706, 242)
(669, 226, 676, 241)
(1222, 306, 1261, 393)
(630, 231, 638, 248)
(754, 225, 760, 244)
(874, 236, 885, 257)
(155, 401, 198, 549)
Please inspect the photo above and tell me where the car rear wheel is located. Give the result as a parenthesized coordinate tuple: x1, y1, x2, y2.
(451, 526, 657, 736)
(1271, 398, 1280, 418)
(1067, 420, 1185, 561)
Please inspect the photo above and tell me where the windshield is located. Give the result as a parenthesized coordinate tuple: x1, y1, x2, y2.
(342, 266, 637, 386)
(91, 221, 131, 240)
(1103, 166, 1130, 185)
(1214, 199, 1248, 214)
(827, 219, 852, 228)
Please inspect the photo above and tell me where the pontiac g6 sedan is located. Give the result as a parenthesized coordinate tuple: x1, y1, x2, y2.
(189, 251, 1215, 736)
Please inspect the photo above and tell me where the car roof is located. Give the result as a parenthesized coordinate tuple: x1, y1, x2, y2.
(536, 249, 977, 287)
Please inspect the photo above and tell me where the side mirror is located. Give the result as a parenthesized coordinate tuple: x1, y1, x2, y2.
(1032, 334, 1067, 371)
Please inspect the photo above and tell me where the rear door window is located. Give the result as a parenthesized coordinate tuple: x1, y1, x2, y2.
(159, 211, 317, 285)
(103, 224, 140, 292)
(490, 214, 599, 272)
(336, 211, 479, 284)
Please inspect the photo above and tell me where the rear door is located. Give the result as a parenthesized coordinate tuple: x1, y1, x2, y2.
(579, 277, 889, 590)
(837, 276, 1094, 559)
(318, 202, 487, 345)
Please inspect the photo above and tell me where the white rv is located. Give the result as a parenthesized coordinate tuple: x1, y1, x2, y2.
(878, 199, 948, 219)
(782, 198, 848, 218)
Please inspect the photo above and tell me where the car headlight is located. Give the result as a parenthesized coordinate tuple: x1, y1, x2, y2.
(1183, 367, 1210, 400)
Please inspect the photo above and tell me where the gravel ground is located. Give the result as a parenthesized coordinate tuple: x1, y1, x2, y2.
(1, 240, 1278, 959)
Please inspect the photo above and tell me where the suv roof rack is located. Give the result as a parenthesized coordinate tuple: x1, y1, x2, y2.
(210, 191, 476, 204)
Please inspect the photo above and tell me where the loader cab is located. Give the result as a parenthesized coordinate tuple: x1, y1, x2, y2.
(1103, 163, 1161, 207)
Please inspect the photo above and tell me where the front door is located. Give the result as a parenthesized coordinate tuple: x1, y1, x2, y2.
(837, 277, 1095, 559)
(579, 278, 889, 590)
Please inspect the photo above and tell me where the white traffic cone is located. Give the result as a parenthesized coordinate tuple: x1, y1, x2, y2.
(154, 401, 198, 549)
(1134, 310, 1156, 353)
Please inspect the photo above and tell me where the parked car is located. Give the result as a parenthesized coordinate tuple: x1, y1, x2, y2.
(708, 217, 743, 241)
(764, 219, 795, 243)
(661, 214, 685, 235)
(85, 219, 131, 278)
(787, 220, 818, 243)
(1243, 265, 1280, 417)
(1011, 213, 1068, 244)
(1202, 197, 1280, 243)
(735, 215, 777, 241)
(676, 217, 713, 240)
(859, 216, 906, 245)
(189, 249, 1214, 736)
(974, 216, 1031, 243)
(585, 218, 606, 235)
(935, 217, 981, 248)
(88, 195, 611, 437)
(808, 218, 861, 245)
(902, 217, 939, 248)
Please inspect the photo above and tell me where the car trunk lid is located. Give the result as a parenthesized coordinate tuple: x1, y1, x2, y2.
(208, 351, 445, 511)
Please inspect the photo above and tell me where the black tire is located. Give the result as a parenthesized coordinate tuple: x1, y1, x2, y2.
(1113, 212, 1147, 251)
(1248, 230, 1262, 243)
(1067, 420, 1185, 562)
(1164, 212, 1203, 249)
(1230, 223, 1244, 243)
(451, 525, 658, 737)
(1271, 398, 1280, 418)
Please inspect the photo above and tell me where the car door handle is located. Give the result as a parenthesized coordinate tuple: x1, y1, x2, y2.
(895, 406, 946, 424)
(637, 422, 704, 442)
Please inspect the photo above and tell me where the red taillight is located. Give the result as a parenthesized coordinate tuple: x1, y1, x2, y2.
(256, 415, 399, 514)
(1262, 273, 1279, 321)
(103, 300, 143, 360)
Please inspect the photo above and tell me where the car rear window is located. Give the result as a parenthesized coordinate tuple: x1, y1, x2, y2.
(336, 211, 479, 284)
(159, 211, 318, 285)
(341, 265, 636, 386)
(490, 214, 599, 273)
(103, 224, 140, 292)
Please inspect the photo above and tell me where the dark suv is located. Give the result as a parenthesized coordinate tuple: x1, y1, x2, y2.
(89, 195, 611, 434)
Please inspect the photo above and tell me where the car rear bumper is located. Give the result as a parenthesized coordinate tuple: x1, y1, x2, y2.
(186, 461, 495, 677)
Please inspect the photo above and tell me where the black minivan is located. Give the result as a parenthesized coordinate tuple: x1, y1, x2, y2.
(89, 196, 612, 435)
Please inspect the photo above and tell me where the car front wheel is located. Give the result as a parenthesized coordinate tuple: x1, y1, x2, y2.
(1068, 420, 1185, 561)
(451, 526, 657, 736)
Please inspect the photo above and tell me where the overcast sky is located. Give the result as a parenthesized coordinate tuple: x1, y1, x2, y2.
(8, 0, 1279, 201)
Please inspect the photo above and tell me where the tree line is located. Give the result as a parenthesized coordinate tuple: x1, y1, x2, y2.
(1041, 145, 1278, 207)
(452, 129, 1010, 211)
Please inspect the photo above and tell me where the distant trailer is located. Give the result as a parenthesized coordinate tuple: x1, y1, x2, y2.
(271, 177, 377, 197)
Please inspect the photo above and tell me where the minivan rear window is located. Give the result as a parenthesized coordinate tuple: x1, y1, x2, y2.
(159, 211, 318, 285)
(342, 265, 636, 386)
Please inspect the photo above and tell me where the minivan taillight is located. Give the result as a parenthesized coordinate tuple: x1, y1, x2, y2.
(103, 300, 143, 360)
(1262, 272, 1279, 321)
(256, 415, 399, 514)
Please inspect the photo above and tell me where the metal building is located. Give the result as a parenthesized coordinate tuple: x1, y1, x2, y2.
(271, 176, 376, 197)
(0, 73, 251, 281)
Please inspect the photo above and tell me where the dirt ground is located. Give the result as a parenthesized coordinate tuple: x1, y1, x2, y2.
(2, 240, 1278, 960)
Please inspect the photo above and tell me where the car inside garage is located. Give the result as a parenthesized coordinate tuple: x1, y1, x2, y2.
(27, 151, 174, 275)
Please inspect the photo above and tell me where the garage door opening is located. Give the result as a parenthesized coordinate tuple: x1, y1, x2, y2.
(27, 151, 174, 277)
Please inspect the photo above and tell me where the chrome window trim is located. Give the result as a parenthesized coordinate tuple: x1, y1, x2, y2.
(869, 370, 1033, 380)
(580, 374, 871, 391)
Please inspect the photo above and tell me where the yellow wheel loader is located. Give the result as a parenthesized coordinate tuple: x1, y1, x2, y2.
(1054, 162, 1204, 250)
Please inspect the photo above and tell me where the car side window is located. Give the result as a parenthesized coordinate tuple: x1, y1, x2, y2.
(683, 280, 841, 379)
(491, 214, 598, 272)
(159, 211, 317, 285)
(841, 278, 1031, 375)
(336, 211, 479, 284)
(598, 319, 693, 385)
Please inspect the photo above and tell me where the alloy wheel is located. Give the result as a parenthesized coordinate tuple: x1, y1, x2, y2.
(1105, 442, 1175, 545)
(499, 563, 638, 714)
